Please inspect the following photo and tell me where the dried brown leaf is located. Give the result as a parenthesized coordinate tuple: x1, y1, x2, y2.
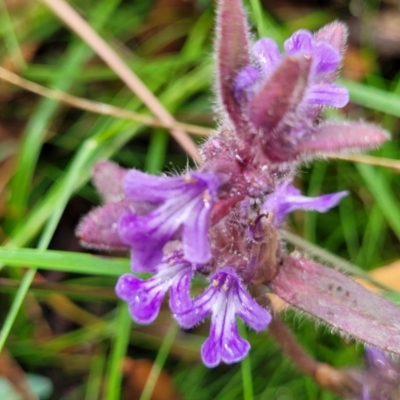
(358, 260, 400, 293)
(342, 46, 374, 82)
(122, 358, 181, 400)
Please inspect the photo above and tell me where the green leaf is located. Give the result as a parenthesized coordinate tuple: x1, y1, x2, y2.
(341, 79, 400, 117)
(0, 247, 130, 276)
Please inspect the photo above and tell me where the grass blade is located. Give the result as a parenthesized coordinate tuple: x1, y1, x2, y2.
(239, 322, 254, 400)
(139, 323, 179, 400)
(0, 248, 130, 276)
(105, 303, 131, 400)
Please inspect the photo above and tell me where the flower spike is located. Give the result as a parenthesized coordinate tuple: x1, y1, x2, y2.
(76, 0, 397, 373)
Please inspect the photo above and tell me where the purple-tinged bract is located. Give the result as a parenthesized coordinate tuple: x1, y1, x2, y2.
(270, 256, 400, 352)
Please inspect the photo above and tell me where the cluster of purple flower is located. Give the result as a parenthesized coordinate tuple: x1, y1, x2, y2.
(347, 348, 400, 400)
(77, 0, 393, 370)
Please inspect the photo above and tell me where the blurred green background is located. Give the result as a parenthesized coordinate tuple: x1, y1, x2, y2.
(1, 0, 400, 399)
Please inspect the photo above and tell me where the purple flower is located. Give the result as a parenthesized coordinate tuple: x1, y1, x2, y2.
(116, 252, 194, 324)
(234, 29, 349, 108)
(216, 8, 388, 162)
(284, 30, 341, 76)
(263, 182, 348, 226)
(345, 347, 400, 400)
(175, 267, 271, 367)
(119, 170, 220, 271)
(362, 348, 400, 400)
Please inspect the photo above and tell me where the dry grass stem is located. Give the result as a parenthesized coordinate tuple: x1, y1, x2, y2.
(329, 153, 400, 172)
(25, 0, 400, 169)
(0, 67, 211, 136)
(5, 60, 397, 171)
(40, 0, 201, 163)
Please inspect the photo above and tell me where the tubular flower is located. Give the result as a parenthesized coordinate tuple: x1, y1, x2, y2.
(175, 268, 271, 367)
(119, 170, 220, 271)
(116, 252, 195, 324)
(234, 29, 349, 108)
(262, 182, 348, 226)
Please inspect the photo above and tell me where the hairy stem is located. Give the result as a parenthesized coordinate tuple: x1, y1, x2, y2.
(255, 291, 361, 397)
(268, 314, 318, 377)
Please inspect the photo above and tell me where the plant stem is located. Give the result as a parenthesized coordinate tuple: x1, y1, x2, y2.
(255, 291, 361, 397)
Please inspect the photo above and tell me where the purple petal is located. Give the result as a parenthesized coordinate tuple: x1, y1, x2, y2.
(118, 211, 175, 271)
(233, 66, 261, 102)
(119, 172, 220, 270)
(306, 83, 349, 107)
(252, 38, 281, 75)
(175, 267, 269, 367)
(284, 30, 340, 76)
(313, 23, 347, 85)
(216, 0, 252, 129)
(116, 274, 167, 324)
(117, 255, 194, 323)
(76, 201, 130, 251)
(201, 317, 250, 367)
(234, 285, 272, 331)
(124, 170, 188, 203)
(174, 285, 214, 328)
(129, 248, 164, 273)
(249, 55, 311, 132)
(263, 183, 348, 226)
(92, 160, 128, 203)
(297, 121, 390, 155)
(311, 41, 340, 75)
(182, 201, 212, 264)
(169, 265, 194, 314)
(284, 30, 313, 53)
(365, 347, 393, 372)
